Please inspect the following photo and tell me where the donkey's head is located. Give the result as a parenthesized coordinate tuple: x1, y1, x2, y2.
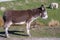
(38, 5, 48, 19)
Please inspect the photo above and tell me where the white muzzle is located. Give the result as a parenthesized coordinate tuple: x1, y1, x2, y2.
(42, 11, 48, 19)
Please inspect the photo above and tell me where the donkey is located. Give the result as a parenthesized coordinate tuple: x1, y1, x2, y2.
(3, 5, 48, 38)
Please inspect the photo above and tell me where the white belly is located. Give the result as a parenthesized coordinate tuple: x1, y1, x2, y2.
(15, 21, 25, 24)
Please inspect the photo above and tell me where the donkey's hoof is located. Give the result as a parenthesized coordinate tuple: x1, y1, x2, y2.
(5, 36, 10, 38)
(27, 34, 31, 37)
(29, 35, 31, 37)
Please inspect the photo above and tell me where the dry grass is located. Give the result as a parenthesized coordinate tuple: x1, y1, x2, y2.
(31, 21, 45, 30)
(0, 17, 4, 27)
(40, 0, 48, 3)
(35, 21, 45, 26)
(0, 7, 6, 11)
(48, 19, 60, 27)
(25, 0, 29, 4)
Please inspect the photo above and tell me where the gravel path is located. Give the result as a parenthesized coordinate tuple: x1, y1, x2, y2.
(0, 37, 60, 40)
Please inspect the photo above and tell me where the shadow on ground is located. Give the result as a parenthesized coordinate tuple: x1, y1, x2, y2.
(0, 30, 28, 38)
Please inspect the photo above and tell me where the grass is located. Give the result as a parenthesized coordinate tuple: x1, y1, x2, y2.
(0, 0, 60, 38)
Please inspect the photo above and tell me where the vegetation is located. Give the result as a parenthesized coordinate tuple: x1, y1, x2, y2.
(0, 0, 60, 37)
(0, 0, 60, 24)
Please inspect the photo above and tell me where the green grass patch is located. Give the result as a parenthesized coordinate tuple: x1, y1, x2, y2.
(0, 0, 60, 37)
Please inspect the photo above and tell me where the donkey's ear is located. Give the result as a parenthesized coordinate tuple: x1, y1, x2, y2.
(41, 4, 44, 7)
(40, 5, 45, 10)
(38, 4, 45, 11)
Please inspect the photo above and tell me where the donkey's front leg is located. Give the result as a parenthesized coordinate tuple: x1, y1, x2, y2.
(26, 22, 31, 37)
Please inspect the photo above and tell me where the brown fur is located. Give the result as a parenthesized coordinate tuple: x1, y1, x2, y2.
(3, 5, 46, 23)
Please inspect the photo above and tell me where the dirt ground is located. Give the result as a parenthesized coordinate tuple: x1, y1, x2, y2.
(0, 37, 60, 40)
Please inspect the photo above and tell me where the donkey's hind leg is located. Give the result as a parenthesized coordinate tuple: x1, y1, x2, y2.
(4, 22, 12, 38)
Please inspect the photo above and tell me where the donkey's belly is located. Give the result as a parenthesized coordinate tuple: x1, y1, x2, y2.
(14, 21, 26, 25)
